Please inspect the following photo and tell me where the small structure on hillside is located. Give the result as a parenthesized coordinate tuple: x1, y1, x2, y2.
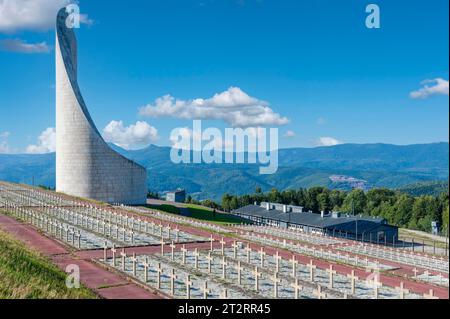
(166, 189, 186, 203)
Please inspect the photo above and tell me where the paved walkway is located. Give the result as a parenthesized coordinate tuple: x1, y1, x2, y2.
(0, 214, 163, 299)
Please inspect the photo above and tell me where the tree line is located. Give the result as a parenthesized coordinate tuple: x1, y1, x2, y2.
(220, 187, 449, 234)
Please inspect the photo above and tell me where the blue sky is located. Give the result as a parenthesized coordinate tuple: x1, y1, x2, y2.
(0, 0, 448, 154)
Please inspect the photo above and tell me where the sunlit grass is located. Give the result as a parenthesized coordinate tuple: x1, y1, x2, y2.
(0, 229, 98, 299)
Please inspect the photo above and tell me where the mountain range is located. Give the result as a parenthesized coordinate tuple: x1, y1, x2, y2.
(0, 142, 448, 201)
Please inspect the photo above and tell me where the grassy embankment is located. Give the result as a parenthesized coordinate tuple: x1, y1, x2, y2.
(144, 203, 244, 225)
(0, 229, 98, 299)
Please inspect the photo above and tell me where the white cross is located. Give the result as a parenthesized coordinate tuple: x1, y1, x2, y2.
(202, 281, 210, 299)
(219, 237, 226, 255)
(169, 268, 177, 296)
(181, 245, 187, 264)
(424, 289, 439, 299)
(220, 288, 228, 299)
(103, 241, 108, 262)
(253, 266, 261, 291)
(367, 274, 382, 299)
(346, 270, 359, 295)
(291, 278, 303, 299)
(412, 267, 419, 278)
(395, 282, 409, 299)
(245, 244, 252, 263)
(130, 253, 138, 276)
(274, 251, 282, 272)
(222, 256, 228, 279)
(231, 241, 239, 259)
(160, 237, 165, 256)
(155, 262, 163, 289)
(210, 235, 215, 251)
(194, 248, 200, 269)
(206, 252, 213, 274)
(120, 249, 127, 271)
(291, 255, 298, 278)
(185, 275, 192, 299)
(260, 247, 266, 267)
(308, 260, 317, 282)
(169, 241, 176, 261)
(313, 284, 327, 299)
(142, 257, 150, 282)
(271, 271, 281, 298)
(129, 230, 134, 244)
(326, 265, 337, 289)
(166, 224, 171, 239)
(235, 261, 243, 285)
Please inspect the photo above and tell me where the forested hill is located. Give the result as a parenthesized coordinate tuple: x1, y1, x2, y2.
(0, 142, 448, 200)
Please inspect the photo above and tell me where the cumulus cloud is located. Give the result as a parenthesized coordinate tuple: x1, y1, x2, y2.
(0, 38, 51, 53)
(26, 127, 56, 154)
(284, 130, 296, 138)
(102, 121, 159, 150)
(316, 137, 342, 147)
(0, 131, 11, 153)
(0, 0, 93, 33)
(139, 87, 289, 128)
(410, 78, 449, 99)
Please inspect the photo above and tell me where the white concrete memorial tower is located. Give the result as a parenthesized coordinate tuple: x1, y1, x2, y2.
(55, 8, 147, 204)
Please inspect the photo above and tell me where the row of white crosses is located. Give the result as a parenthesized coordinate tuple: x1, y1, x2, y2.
(162, 237, 337, 299)
(226, 238, 432, 299)
(6, 204, 90, 248)
(340, 242, 448, 274)
(8, 189, 203, 249)
(240, 230, 388, 271)
(106, 245, 237, 299)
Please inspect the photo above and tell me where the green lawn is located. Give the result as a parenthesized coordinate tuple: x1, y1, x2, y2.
(144, 204, 181, 215)
(0, 229, 98, 299)
(185, 204, 244, 225)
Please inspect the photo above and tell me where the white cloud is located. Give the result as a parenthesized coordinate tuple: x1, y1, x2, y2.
(0, 0, 69, 33)
(0, 131, 10, 139)
(0, 38, 51, 53)
(0, 0, 93, 33)
(102, 121, 159, 150)
(0, 131, 11, 153)
(316, 117, 326, 125)
(316, 137, 342, 147)
(26, 127, 56, 154)
(139, 87, 289, 128)
(284, 130, 296, 138)
(410, 78, 449, 99)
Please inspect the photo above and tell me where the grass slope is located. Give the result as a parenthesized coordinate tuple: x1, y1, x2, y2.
(0, 229, 97, 299)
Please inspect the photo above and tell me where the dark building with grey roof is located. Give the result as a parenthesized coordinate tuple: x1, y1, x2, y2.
(233, 202, 398, 243)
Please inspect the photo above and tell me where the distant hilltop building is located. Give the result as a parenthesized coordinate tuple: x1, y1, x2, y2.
(329, 175, 371, 191)
(55, 8, 147, 204)
(166, 189, 186, 203)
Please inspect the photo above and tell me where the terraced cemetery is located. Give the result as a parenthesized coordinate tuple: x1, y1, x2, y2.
(0, 181, 448, 299)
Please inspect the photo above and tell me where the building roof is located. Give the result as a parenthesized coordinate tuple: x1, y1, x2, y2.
(233, 204, 392, 232)
(167, 189, 185, 195)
